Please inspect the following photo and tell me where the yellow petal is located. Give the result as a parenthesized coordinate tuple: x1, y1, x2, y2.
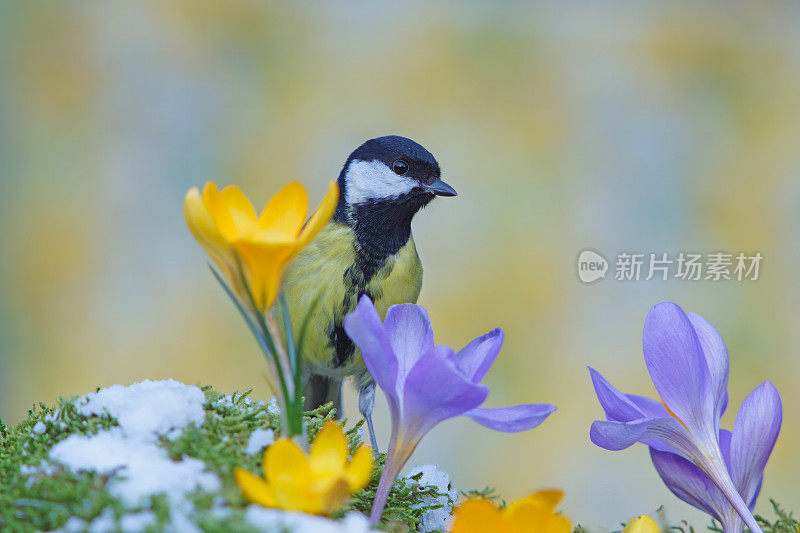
(272, 479, 321, 513)
(233, 239, 298, 310)
(451, 499, 507, 533)
(545, 514, 573, 533)
(234, 467, 278, 508)
(343, 445, 373, 492)
(297, 181, 339, 248)
(265, 439, 312, 489)
(505, 498, 550, 531)
(622, 515, 661, 533)
(202, 182, 258, 241)
(319, 477, 351, 515)
(184, 187, 227, 255)
(516, 489, 563, 512)
(309, 422, 348, 480)
(184, 186, 244, 293)
(257, 182, 309, 237)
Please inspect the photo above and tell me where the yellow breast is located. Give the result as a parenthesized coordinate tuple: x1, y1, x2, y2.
(280, 221, 423, 378)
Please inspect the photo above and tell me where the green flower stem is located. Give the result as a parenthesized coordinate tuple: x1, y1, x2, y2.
(213, 258, 301, 438)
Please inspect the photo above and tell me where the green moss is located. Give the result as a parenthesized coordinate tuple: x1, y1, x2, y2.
(0, 386, 450, 532)
(3, 385, 793, 533)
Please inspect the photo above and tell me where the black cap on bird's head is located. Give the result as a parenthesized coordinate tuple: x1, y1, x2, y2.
(337, 136, 456, 208)
(334, 135, 456, 255)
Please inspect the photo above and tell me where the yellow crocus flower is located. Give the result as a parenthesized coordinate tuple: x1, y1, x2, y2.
(234, 422, 373, 515)
(451, 490, 571, 533)
(622, 515, 661, 533)
(184, 180, 338, 311)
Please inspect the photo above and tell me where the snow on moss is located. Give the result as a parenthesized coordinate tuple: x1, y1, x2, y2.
(244, 428, 275, 455)
(49, 429, 220, 506)
(2, 379, 457, 532)
(75, 380, 206, 439)
(245, 506, 375, 533)
(405, 464, 458, 533)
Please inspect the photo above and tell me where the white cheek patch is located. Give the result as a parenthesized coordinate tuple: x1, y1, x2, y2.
(345, 159, 418, 204)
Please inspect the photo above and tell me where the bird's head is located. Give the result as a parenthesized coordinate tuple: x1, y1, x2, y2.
(335, 136, 456, 225)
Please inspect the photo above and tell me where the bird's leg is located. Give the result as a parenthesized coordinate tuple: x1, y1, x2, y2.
(357, 380, 379, 452)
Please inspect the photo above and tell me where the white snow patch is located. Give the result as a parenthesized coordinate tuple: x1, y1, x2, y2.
(168, 506, 202, 533)
(49, 428, 219, 507)
(76, 379, 205, 440)
(266, 397, 279, 415)
(57, 516, 87, 532)
(21, 461, 58, 487)
(211, 496, 231, 520)
(88, 508, 116, 533)
(33, 421, 47, 434)
(406, 464, 458, 533)
(245, 428, 275, 455)
(119, 511, 156, 533)
(245, 506, 375, 533)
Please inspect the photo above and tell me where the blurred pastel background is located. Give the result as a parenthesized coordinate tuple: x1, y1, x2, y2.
(1, 1, 799, 529)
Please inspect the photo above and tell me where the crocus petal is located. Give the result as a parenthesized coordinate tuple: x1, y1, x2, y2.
(506, 498, 571, 533)
(401, 346, 488, 439)
(729, 381, 782, 507)
(265, 439, 312, 489)
(233, 239, 298, 310)
(588, 367, 646, 422)
(686, 311, 729, 421)
(184, 187, 229, 259)
(384, 303, 434, 384)
(590, 416, 695, 454)
(451, 499, 504, 533)
(464, 403, 556, 433)
(619, 394, 677, 453)
(234, 467, 278, 508)
(257, 182, 308, 237)
(624, 394, 670, 419)
(642, 302, 713, 434)
(454, 329, 504, 383)
(545, 514, 572, 533)
(319, 478, 350, 515)
(343, 295, 399, 403)
(649, 448, 727, 523)
(622, 515, 661, 533)
(203, 182, 258, 241)
(297, 181, 339, 248)
(517, 489, 563, 511)
(309, 422, 348, 480)
(344, 445, 373, 492)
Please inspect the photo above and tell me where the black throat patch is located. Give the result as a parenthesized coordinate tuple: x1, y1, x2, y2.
(327, 193, 430, 369)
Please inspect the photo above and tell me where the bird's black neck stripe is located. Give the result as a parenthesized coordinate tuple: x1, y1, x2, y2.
(328, 192, 431, 369)
(345, 193, 430, 260)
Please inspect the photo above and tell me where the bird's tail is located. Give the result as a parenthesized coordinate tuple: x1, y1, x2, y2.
(303, 373, 343, 418)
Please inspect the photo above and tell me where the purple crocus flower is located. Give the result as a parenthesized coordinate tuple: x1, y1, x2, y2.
(589, 302, 781, 533)
(344, 295, 556, 524)
(650, 382, 781, 533)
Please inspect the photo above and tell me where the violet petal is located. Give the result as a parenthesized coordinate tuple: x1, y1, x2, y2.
(729, 381, 782, 508)
(642, 303, 713, 433)
(686, 311, 729, 421)
(465, 403, 556, 433)
(588, 367, 644, 422)
(344, 295, 399, 403)
(454, 329, 504, 383)
(401, 345, 488, 438)
(650, 448, 728, 523)
(384, 303, 435, 384)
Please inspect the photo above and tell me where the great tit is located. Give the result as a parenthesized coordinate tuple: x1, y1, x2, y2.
(280, 135, 456, 450)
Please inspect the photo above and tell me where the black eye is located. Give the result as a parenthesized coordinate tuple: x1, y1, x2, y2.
(392, 159, 409, 175)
